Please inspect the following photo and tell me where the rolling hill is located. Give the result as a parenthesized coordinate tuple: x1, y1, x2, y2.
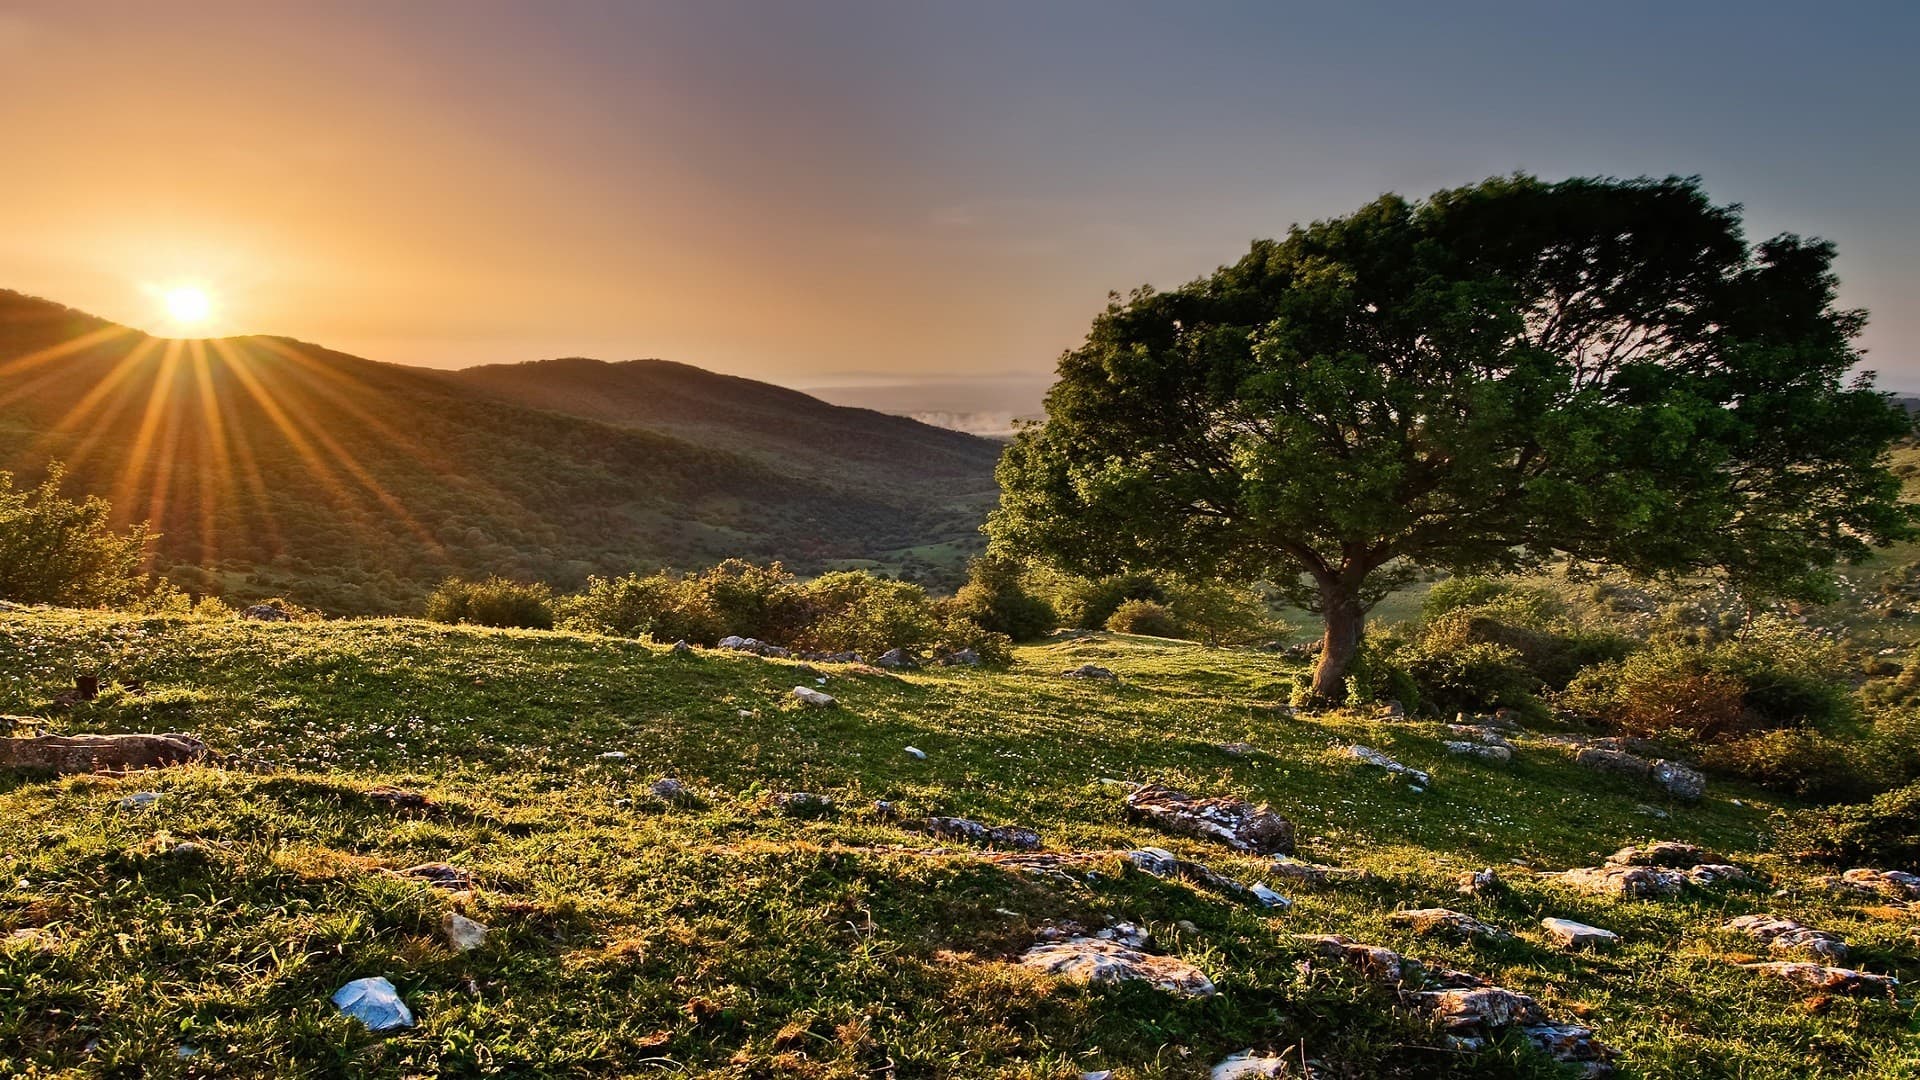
(0, 291, 1002, 613)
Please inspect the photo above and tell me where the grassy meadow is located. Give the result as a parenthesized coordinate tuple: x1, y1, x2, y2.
(2, 611, 1917, 1078)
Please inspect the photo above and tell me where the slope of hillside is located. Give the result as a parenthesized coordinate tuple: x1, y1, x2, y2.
(451, 358, 1004, 494)
(2, 612, 1913, 1078)
(0, 292, 996, 612)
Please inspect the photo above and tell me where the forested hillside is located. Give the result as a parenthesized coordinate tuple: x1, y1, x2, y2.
(0, 292, 997, 613)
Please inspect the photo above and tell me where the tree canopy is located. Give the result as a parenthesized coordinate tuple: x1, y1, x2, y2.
(990, 175, 1915, 700)
(0, 465, 155, 607)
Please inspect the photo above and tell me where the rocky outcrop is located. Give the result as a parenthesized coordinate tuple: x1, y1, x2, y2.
(1019, 924, 1215, 997)
(1724, 915, 1848, 963)
(1605, 841, 1712, 868)
(1062, 664, 1118, 681)
(926, 816, 1042, 850)
(1740, 961, 1896, 996)
(1342, 745, 1431, 787)
(1386, 908, 1510, 942)
(1557, 865, 1684, 899)
(1124, 784, 1294, 855)
(1444, 741, 1512, 764)
(2, 733, 206, 774)
(718, 635, 791, 658)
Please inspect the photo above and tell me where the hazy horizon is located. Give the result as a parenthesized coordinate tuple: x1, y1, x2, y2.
(3, 2, 1917, 391)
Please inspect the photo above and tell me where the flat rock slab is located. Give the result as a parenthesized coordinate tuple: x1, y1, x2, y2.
(1125, 784, 1294, 855)
(1211, 1052, 1292, 1079)
(1724, 914, 1847, 963)
(2, 733, 205, 774)
(1019, 937, 1215, 996)
(1557, 865, 1684, 899)
(1606, 841, 1713, 868)
(1741, 961, 1897, 996)
(1270, 856, 1360, 885)
(926, 816, 1042, 850)
(1387, 908, 1509, 942)
(1444, 741, 1512, 764)
(1838, 868, 1920, 901)
(1542, 917, 1619, 949)
(790, 686, 836, 707)
(1342, 745, 1431, 787)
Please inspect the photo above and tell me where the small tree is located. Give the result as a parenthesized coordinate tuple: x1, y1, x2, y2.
(0, 465, 154, 606)
(945, 556, 1057, 641)
(992, 175, 1914, 701)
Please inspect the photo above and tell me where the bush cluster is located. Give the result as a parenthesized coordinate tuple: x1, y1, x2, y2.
(425, 576, 556, 629)
(1773, 781, 1920, 867)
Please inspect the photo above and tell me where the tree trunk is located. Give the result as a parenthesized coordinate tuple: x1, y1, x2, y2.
(1310, 584, 1367, 702)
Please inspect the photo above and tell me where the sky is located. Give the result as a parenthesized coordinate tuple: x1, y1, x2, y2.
(1, 1, 1916, 396)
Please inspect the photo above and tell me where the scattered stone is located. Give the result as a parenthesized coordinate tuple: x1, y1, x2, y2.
(790, 686, 836, 707)
(1062, 664, 1118, 681)
(1446, 725, 1513, 747)
(331, 976, 414, 1030)
(1269, 855, 1358, 885)
(1556, 865, 1684, 899)
(934, 648, 982, 667)
(116, 791, 162, 810)
(1211, 1051, 1292, 1079)
(875, 648, 917, 670)
(1650, 760, 1707, 801)
(400, 863, 475, 891)
(670, 639, 694, 655)
(985, 851, 1101, 882)
(441, 912, 488, 952)
(776, 792, 834, 817)
(1520, 1024, 1614, 1077)
(1125, 847, 1180, 876)
(1444, 740, 1512, 764)
(1725, 914, 1847, 963)
(1341, 744, 1431, 787)
(1416, 986, 1546, 1033)
(1456, 868, 1502, 898)
(926, 816, 1042, 850)
(1541, 917, 1619, 949)
(1250, 884, 1292, 910)
(1375, 700, 1406, 719)
(1019, 933, 1215, 997)
(717, 635, 792, 658)
(1606, 841, 1712, 868)
(649, 777, 690, 801)
(1741, 961, 1897, 996)
(1217, 741, 1256, 756)
(1387, 908, 1510, 942)
(365, 785, 431, 811)
(903, 746, 927, 760)
(1838, 867, 1920, 901)
(4, 733, 206, 774)
(1683, 864, 1752, 888)
(1082, 1072, 1114, 1080)
(239, 604, 292, 622)
(596, 751, 629, 761)
(1124, 783, 1295, 855)
(1634, 804, 1671, 819)
(1295, 934, 1407, 985)
(1574, 747, 1650, 777)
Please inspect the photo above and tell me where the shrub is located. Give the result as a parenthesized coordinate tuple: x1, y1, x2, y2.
(1105, 599, 1181, 637)
(1397, 640, 1539, 715)
(1564, 655, 1751, 740)
(933, 617, 1014, 667)
(1421, 575, 1514, 619)
(0, 465, 155, 607)
(1048, 572, 1166, 630)
(559, 572, 724, 643)
(683, 559, 811, 643)
(1773, 780, 1920, 867)
(426, 576, 555, 629)
(945, 557, 1056, 641)
(799, 571, 939, 655)
(1700, 728, 1874, 801)
(1163, 578, 1286, 646)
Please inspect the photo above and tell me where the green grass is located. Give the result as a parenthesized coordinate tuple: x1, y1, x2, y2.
(2, 612, 1916, 1077)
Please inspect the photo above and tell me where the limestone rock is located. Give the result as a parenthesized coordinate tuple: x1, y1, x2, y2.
(1270, 855, 1358, 885)
(1556, 865, 1684, 899)
(1741, 961, 1897, 995)
(441, 912, 488, 952)
(1062, 664, 1117, 681)
(1456, 868, 1502, 898)
(875, 648, 917, 670)
(1682, 863, 1754, 887)
(400, 863, 475, 891)
(1294, 934, 1406, 985)
(1605, 841, 1711, 868)
(3, 733, 206, 774)
(926, 816, 1042, 850)
(649, 777, 691, 801)
(776, 792, 834, 817)
(1724, 914, 1847, 963)
(1210, 1051, 1292, 1079)
(670, 640, 694, 655)
(1019, 935, 1215, 996)
(1342, 744, 1431, 786)
(790, 685, 836, 707)
(1650, 759, 1707, 801)
(1541, 917, 1619, 949)
(1574, 747, 1650, 777)
(1387, 908, 1510, 942)
(1839, 867, 1920, 901)
(1444, 740, 1512, 764)
(365, 785, 432, 811)
(239, 604, 293, 622)
(1416, 986, 1547, 1032)
(1125, 783, 1294, 855)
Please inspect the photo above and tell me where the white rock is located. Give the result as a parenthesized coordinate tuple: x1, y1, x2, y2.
(1211, 1051, 1291, 1078)
(1019, 937, 1215, 996)
(117, 791, 162, 810)
(904, 746, 927, 759)
(442, 912, 488, 952)
(791, 686, 836, 707)
(1250, 884, 1292, 910)
(596, 751, 628, 761)
(331, 976, 414, 1030)
(1541, 917, 1619, 949)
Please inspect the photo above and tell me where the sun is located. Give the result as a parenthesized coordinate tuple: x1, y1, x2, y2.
(162, 286, 213, 327)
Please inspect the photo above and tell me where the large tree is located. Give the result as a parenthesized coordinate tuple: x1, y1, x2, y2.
(990, 175, 1914, 701)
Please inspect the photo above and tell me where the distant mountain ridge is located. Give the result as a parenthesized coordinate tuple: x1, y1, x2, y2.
(0, 290, 1001, 613)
